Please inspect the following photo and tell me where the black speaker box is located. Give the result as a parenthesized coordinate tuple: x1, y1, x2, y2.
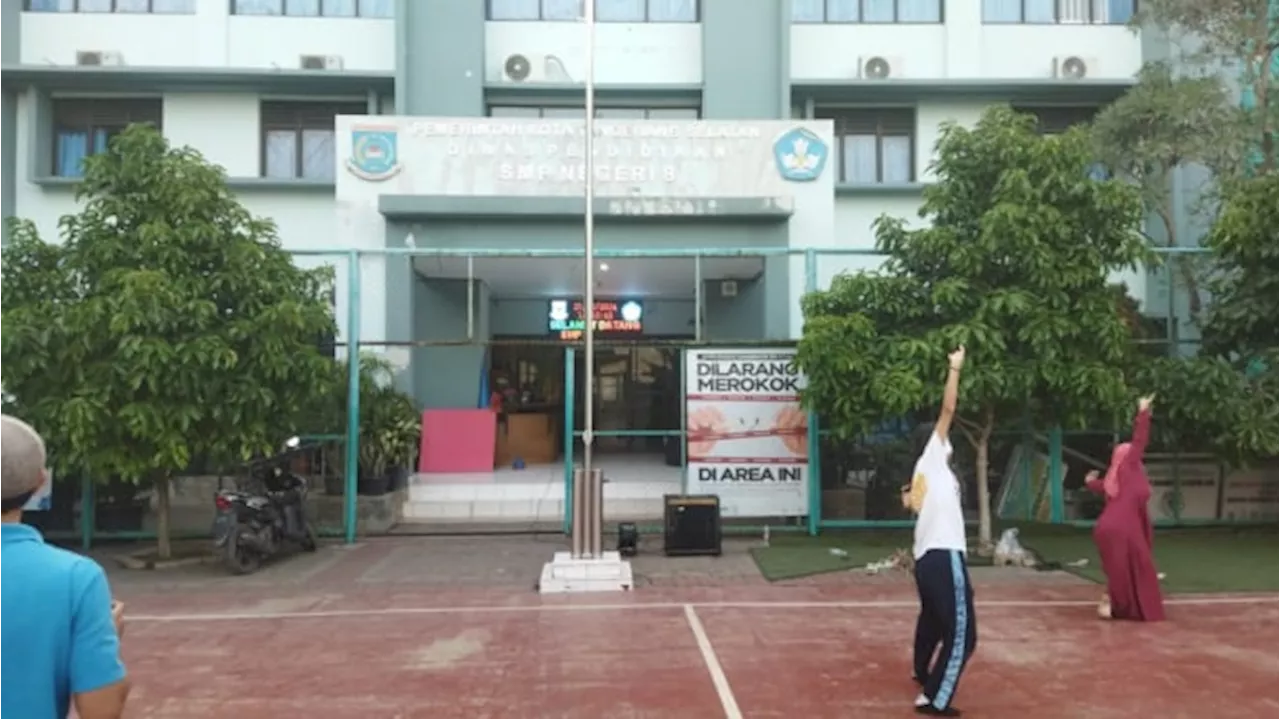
(663, 494, 722, 557)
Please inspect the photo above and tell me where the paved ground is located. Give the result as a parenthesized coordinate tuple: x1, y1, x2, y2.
(93, 536, 1278, 718)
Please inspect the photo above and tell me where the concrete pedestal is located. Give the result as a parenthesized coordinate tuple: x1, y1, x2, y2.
(538, 551, 634, 594)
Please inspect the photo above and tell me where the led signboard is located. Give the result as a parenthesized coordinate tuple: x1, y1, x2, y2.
(547, 299, 644, 340)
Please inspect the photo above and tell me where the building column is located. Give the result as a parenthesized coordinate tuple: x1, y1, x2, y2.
(393, 0, 486, 116)
(700, 0, 790, 119)
(2, 0, 20, 242)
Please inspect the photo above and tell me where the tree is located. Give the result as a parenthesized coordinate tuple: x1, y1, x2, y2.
(797, 107, 1150, 548)
(1200, 173, 1279, 362)
(1136, 0, 1278, 166)
(1091, 65, 1245, 320)
(1, 125, 337, 558)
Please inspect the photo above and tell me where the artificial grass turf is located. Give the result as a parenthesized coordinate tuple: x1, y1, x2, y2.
(750, 524, 1278, 593)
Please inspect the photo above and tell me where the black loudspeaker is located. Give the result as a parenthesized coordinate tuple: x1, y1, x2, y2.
(663, 494, 722, 557)
(616, 522, 639, 558)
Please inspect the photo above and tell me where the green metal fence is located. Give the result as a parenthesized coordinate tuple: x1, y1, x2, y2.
(32, 244, 1274, 548)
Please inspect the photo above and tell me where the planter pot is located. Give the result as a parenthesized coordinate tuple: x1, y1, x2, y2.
(386, 467, 410, 492)
(324, 474, 347, 497)
(357, 473, 391, 497)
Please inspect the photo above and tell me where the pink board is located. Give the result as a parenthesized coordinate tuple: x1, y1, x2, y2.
(418, 409, 496, 473)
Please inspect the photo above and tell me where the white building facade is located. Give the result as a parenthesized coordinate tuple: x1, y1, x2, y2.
(3, 0, 1148, 410)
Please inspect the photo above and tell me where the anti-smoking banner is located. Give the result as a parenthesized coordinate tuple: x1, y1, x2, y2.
(683, 348, 808, 517)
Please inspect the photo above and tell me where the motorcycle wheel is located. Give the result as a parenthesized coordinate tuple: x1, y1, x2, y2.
(300, 524, 318, 552)
(225, 526, 262, 575)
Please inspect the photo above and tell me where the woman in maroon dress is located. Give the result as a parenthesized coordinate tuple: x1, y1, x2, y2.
(1084, 395, 1165, 621)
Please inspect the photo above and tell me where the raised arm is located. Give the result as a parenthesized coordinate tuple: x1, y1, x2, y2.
(934, 346, 965, 442)
(1130, 395, 1153, 460)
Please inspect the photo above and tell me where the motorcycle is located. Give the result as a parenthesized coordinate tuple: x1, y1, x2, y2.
(212, 437, 318, 575)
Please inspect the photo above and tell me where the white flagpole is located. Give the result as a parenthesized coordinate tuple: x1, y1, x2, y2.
(581, 0, 597, 488)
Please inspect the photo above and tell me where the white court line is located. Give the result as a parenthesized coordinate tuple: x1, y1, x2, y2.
(126, 595, 1277, 623)
(684, 604, 743, 719)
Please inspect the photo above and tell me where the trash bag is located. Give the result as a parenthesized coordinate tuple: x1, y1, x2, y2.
(994, 528, 1031, 567)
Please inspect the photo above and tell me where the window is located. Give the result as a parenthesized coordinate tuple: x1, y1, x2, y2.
(820, 109, 915, 184)
(260, 101, 365, 181)
(52, 98, 162, 177)
(1017, 105, 1109, 178)
(792, 0, 941, 23)
(1017, 105, 1100, 134)
(231, 0, 392, 17)
(487, 0, 698, 22)
(487, 105, 700, 119)
(26, 0, 195, 11)
(981, 0, 1134, 24)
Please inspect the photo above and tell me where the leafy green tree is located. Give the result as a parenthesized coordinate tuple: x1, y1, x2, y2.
(1, 125, 337, 558)
(1091, 65, 1244, 320)
(797, 107, 1149, 548)
(1135, 0, 1277, 165)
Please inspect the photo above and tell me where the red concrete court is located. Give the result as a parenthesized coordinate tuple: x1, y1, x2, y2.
(119, 587, 1277, 718)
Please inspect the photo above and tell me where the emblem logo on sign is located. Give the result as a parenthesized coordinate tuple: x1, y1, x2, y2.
(346, 125, 401, 181)
(772, 127, 829, 183)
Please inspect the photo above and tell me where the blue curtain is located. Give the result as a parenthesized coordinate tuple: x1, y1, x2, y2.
(791, 0, 824, 21)
(981, 0, 1021, 22)
(826, 0, 858, 22)
(862, 0, 894, 22)
(1106, 0, 1134, 24)
(55, 130, 108, 178)
(648, 0, 696, 22)
(489, 0, 538, 19)
(898, 0, 941, 22)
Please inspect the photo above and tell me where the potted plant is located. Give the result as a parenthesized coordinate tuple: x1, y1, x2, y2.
(357, 383, 420, 496)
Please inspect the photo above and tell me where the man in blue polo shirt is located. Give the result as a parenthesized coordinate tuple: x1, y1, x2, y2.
(1, 415, 132, 719)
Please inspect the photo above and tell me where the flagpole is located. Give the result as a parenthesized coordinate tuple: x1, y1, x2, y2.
(580, 0, 597, 556)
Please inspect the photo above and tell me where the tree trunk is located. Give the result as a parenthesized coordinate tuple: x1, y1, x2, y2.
(155, 474, 172, 560)
(974, 411, 996, 553)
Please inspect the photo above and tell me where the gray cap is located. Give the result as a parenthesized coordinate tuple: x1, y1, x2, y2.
(1, 415, 48, 500)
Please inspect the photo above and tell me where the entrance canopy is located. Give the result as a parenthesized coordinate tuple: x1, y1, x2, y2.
(411, 256, 765, 298)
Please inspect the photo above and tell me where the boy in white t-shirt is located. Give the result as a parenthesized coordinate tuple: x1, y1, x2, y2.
(901, 346, 976, 717)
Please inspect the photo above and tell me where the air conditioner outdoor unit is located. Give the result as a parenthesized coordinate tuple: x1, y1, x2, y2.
(503, 53, 540, 83)
(76, 51, 125, 67)
(1053, 56, 1092, 80)
(860, 56, 900, 80)
(299, 54, 344, 71)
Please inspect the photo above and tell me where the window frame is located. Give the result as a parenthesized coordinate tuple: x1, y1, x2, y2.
(258, 100, 366, 181)
(821, 108, 917, 185)
(25, 0, 197, 11)
(229, 0, 392, 17)
(1015, 104, 1101, 134)
(980, 0, 1135, 25)
(50, 97, 163, 178)
(791, 0, 944, 24)
(486, 105, 702, 119)
(486, 0, 700, 22)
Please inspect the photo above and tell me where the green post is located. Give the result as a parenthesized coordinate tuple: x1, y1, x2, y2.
(1048, 425, 1064, 523)
(804, 248, 821, 536)
(678, 348, 688, 476)
(342, 251, 362, 545)
(79, 474, 94, 551)
(1171, 449, 1183, 526)
(562, 346, 575, 535)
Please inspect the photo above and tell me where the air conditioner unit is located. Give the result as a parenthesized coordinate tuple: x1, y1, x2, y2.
(299, 54, 344, 71)
(502, 53, 540, 83)
(719, 280, 738, 298)
(860, 56, 901, 80)
(76, 51, 125, 67)
(1052, 56, 1093, 80)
